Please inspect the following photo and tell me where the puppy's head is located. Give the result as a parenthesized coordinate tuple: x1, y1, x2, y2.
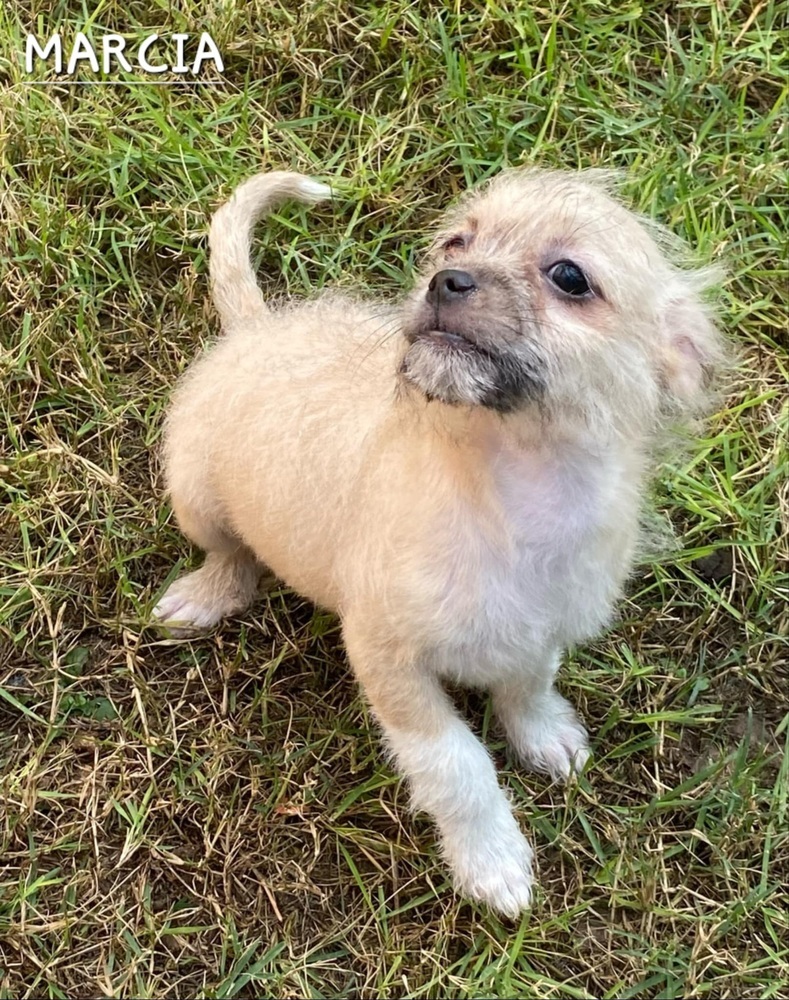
(399, 169, 724, 436)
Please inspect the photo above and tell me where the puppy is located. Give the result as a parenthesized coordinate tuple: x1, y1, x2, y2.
(154, 168, 723, 916)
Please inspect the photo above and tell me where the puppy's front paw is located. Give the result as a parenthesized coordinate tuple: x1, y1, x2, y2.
(502, 689, 590, 781)
(497, 690, 590, 779)
(444, 811, 534, 918)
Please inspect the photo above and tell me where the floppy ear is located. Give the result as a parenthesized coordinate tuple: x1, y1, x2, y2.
(657, 278, 725, 415)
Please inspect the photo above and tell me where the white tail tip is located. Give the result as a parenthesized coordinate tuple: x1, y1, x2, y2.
(296, 178, 333, 203)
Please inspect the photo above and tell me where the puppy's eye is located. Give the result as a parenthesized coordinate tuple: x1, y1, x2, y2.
(443, 235, 467, 252)
(547, 260, 592, 297)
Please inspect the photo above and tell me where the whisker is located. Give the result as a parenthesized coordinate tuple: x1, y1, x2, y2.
(347, 316, 403, 377)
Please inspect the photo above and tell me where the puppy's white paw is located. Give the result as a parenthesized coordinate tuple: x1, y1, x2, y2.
(505, 690, 590, 781)
(152, 575, 227, 636)
(444, 810, 534, 918)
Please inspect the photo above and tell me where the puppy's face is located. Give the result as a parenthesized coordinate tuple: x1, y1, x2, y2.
(399, 170, 721, 433)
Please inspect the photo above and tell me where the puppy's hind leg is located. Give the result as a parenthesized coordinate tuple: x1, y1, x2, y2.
(153, 501, 264, 636)
(343, 619, 534, 918)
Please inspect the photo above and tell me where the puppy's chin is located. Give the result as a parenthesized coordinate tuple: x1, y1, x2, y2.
(399, 332, 545, 414)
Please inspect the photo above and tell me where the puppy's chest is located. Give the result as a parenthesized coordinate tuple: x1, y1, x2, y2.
(418, 452, 637, 674)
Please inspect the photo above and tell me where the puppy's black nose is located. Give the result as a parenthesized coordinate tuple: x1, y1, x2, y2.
(426, 269, 477, 306)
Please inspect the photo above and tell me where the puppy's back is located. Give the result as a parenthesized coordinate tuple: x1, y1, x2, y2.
(163, 292, 403, 608)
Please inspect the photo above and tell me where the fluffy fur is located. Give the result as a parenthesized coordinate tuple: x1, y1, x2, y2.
(153, 168, 723, 916)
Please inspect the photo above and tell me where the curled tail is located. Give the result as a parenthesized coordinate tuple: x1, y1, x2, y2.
(208, 171, 332, 331)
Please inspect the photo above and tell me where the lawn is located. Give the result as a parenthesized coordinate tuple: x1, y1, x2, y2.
(0, 1, 787, 997)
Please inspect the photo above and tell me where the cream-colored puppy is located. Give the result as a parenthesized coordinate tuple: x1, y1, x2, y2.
(154, 168, 723, 916)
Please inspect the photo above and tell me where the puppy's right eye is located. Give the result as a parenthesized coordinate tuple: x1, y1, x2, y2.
(443, 235, 467, 253)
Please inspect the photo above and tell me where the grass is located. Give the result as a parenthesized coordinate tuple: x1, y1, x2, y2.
(0, 0, 787, 996)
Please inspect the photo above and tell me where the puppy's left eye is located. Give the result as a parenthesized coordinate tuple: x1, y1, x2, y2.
(547, 260, 592, 297)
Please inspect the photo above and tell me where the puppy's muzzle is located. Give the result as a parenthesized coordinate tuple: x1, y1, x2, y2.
(426, 269, 478, 307)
